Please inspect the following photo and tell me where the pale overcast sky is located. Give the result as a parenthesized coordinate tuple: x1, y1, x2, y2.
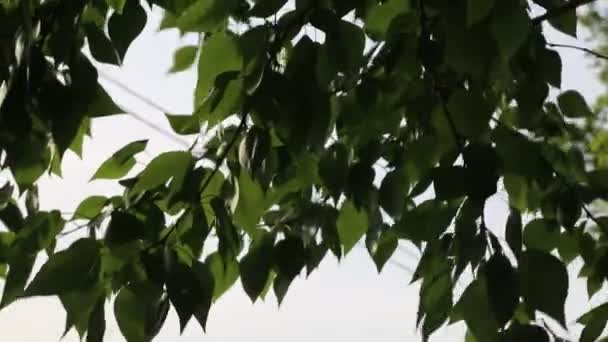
(0, 6, 606, 342)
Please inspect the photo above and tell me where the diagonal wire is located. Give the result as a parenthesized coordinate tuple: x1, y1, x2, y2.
(96, 70, 190, 148)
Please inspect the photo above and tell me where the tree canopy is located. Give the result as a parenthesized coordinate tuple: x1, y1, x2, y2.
(1, 0, 608, 341)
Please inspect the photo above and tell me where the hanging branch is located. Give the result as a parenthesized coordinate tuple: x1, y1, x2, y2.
(547, 42, 608, 61)
(531, 0, 598, 25)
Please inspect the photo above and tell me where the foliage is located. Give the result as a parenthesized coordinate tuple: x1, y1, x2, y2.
(1, 0, 608, 341)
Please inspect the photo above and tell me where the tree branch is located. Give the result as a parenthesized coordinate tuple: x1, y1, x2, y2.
(531, 0, 598, 25)
(547, 42, 608, 60)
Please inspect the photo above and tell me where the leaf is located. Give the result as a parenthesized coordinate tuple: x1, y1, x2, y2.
(92, 140, 148, 180)
(447, 89, 492, 139)
(501, 323, 550, 342)
(166, 261, 213, 332)
(455, 276, 500, 342)
(490, 2, 530, 60)
(484, 253, 518, 326)
(520, 249, 568, 325)
(0, 254, 36, 308)
(364, 0, 410, 39)
(505, 207, 523, 258)
(86, 298, 106, 342)
(249, 0, 287, 17)
(369, 230, 398, 273)
(549, 11, 577, 38)
(379, 168, 409, 219)
(73, 196, 108, 220)
(114, 282, 163, 342)
(205, 252, 239, 300)
(432, 166, 468, 200)
(169, 45, 198, 73)
(191, 261, 215, 330)
(467, 0, 495, 26)
(318, 143, 349, 200)
(539, 49, 562, 88)
(211, 197, 242, 261)
(106, 0, 126, 13)
(165, 114, 200, 135)
(557, 90, 593, 118)
(273, 238, 306, 304)
(176, 0, 238, 32)
(108, 0, 147, 61)
(336, 200, 368, 255)
(233, 170, 267, 235)
(396, 200, 459, 242)
(25, 238, 100, 297)
(195, 32, 243, 106)
(325, 20, 365, 74)
(523, 218, 560, 252)
(85, 24, 120, 65)
(239, 231, 275, 302)
(61, 284, 104, 337)
(419, 270, 453, 340)
(132, 151, 193, 194)
(104, 211, 147, 247)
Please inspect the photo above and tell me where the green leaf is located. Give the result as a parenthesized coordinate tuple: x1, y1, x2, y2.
(379, 168, 409, 219)
(249, 0, 287, 17)
(455, 277, 500, 342)
(505, 208, 523, 258)
(364, 0, 410, 39)
(490, 2, 530, 60)
(104, 211, 147, 247)
(325, 20, 365, 74)
(166, 261, 213, 332)
(73, 196, 108, 220)
(319, 143, 349, 200)
(467, 0, 495, 26)
(539, 49, 562, 88)
(86, 298, 106, 342)
(169, 45, 198, 73)
(233, 170, 267, 235)
(106, 0, 126, 13)
(396, 200, 459, 242)
(0, 254, 36, 308)
(432, 166, 468, 200)
(195, 32, 243, 106)
(369, 229, 398, 273)
(273, 238, 306, 304)
(557, 90, 593, 118)
(114, 282, 163, 342)
(132, 151, 193, 194)
(336, 200, 368, 255)
(447, 89, 492, 139)
(484, 253, 518, 326)
(211, 197, 242, 261)
(92, 140, 148, 180)
(419, 270, 453, 339)
(523, 218, 560, 252)
(25, 238, 100, 297)
(548, 11, 577, 38)
(108, 0, 147, 61)
(176, 0, 239, 32)
(205, 252, 239, 300)
(85, 24, 120, 65)
(11, 211, 65, 255)
(501, 323, 550, 342)
(239, 231, 275, 301)
(520, 249, 568, 325)
(87, 84, 124, 118)
(165, 114, 200, 135)
(61, 284, 104, 337)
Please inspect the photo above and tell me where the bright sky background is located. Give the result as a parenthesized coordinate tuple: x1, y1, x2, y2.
(0, 6, 607, 342)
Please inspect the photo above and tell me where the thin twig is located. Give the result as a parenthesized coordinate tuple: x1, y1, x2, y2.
(58, 222, 89, 237)
(547, 42, 608, 61)
(531, 0, 598, 25)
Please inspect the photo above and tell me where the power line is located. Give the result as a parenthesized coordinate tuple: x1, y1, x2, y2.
(96, 70, 190, 148)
